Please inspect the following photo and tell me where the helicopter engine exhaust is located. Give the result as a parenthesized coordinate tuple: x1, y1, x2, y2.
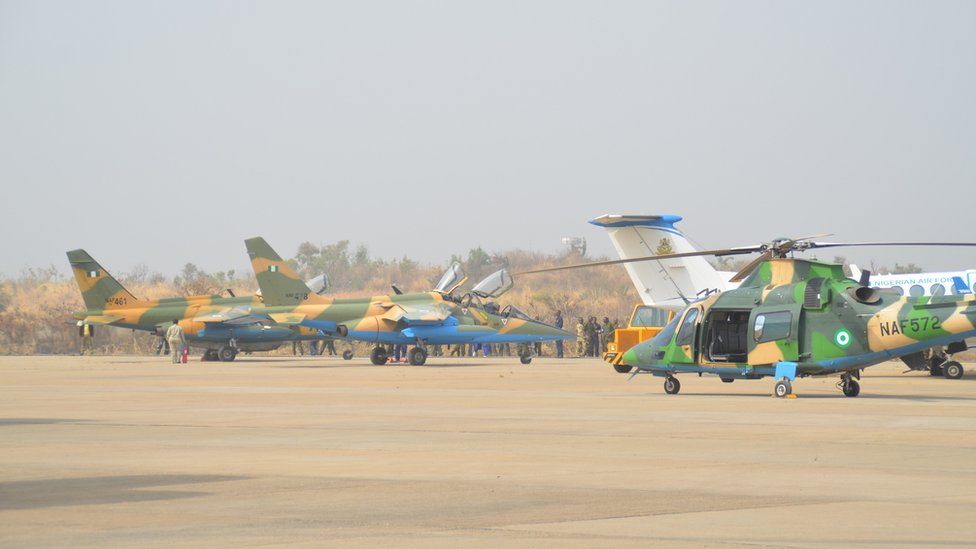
(850, 286, 882, 304)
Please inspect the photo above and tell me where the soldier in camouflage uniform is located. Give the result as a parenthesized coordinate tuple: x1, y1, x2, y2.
(576, 318, 586, 357)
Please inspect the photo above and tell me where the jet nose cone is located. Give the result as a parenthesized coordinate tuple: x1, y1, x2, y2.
(516, 319, 575, 340)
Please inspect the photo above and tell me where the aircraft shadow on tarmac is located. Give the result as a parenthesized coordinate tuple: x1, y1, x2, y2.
(0, 418, 93, 426)
(262, 360, 499, 369)
(0, 474, 248, 511)
(658, 392, 976, 402)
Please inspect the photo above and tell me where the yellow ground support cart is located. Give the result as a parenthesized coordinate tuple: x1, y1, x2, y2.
(603, 305, 675, 373)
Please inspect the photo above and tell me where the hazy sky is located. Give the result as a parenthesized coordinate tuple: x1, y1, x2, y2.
(1, 1, 974, 278)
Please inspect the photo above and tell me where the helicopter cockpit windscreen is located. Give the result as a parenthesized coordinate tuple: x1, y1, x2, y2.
(434, 262, 467, 295)
(501, 304, 533, 321)
(471, 269, 514, 299)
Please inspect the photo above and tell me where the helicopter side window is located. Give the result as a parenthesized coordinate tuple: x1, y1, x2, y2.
(754, 311, 792, 343)
(675, 308, 698, 346)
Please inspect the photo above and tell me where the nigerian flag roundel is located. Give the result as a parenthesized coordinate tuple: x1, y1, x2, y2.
(268, 265, 278, 272)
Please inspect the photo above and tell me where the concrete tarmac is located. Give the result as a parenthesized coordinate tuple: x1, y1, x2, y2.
(2, 355, 976, 547)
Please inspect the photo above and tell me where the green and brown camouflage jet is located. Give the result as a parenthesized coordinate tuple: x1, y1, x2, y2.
(244, 237, 574, 365)
(67, 249, 324, 361)
(520, 237, 976, 397)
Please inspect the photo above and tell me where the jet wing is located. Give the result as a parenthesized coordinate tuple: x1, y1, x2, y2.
(81, 315, 123, 325)
(267, 312, 307, 325)
(381, 303, 452, 325)
(192, 307, 262, 325)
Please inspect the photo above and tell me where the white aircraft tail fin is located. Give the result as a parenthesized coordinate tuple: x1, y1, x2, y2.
(589, 214, 733, 307)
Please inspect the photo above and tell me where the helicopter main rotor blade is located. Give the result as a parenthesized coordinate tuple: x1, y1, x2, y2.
(790, 233, 834, 242)
(808, 241, 976, 250)
(729, 250, 774, 283)
(514, 245, 764, 276)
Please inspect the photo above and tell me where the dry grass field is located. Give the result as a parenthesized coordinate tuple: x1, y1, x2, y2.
(2, 355, 976, 547)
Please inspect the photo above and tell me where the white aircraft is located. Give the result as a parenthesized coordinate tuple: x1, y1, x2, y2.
(848, 265, 974, 298)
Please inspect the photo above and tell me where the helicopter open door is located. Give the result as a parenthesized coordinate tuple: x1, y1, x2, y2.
(434, 262, 467, 295)
(747, 304, 801, 364)
(471, 269, 513, 299)
(663, 306, 701, 365)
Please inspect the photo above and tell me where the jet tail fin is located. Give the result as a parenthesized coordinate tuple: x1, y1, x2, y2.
(66, 249, 139, 311)
(245, 237, 326, 306)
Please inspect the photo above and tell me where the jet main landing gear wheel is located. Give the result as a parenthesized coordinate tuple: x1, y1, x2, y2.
(774, 379, 792, 398)
(218, 346, 237, 362)
(613, 363, 633, 374)
(342, 350, 354, 361)
(408, 347, 428, 366)
(519, 354, 533, 365)
(370, 347, 388, 366)
(663, 376, 680, 395)
(943, 360, 964, 380)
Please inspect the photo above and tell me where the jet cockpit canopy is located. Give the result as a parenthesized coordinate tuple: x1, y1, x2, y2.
(501, 304, 533, 321)
(435, 262, 467, 295)
(471, 268, 513, 299)
(306, 273, 330, 295)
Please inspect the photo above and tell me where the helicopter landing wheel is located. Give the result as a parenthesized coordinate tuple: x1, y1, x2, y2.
(774, 379, 792, 398)
(342, 350, 353, 360)
(408, 347, 428, 366)
(841, 377, 860, 397)
(943, 360, 964, 380)
(370, 347, 388, 366)
(664, 376, 680, 395)
(519, 354, 532, 365)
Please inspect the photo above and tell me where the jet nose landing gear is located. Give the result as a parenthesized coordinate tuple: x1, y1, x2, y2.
(408, 347, 428, 366)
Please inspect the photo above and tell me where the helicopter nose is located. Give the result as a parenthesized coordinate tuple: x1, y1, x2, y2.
(621, 347, 639, 365)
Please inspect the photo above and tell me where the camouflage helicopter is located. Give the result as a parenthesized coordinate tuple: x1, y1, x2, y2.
(519, 237, 976, 397)
(244, 237, 573, 365)
(66, 249, 332, 361)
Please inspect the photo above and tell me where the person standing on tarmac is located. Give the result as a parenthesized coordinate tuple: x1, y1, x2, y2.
(154, 330, 170, 356)
(576, 318, 586, 357)
(554, 310, 564, 358)
(78, 321, 95, 355)
(165, 320, 186, 364)
(601, 317, 614, 354)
